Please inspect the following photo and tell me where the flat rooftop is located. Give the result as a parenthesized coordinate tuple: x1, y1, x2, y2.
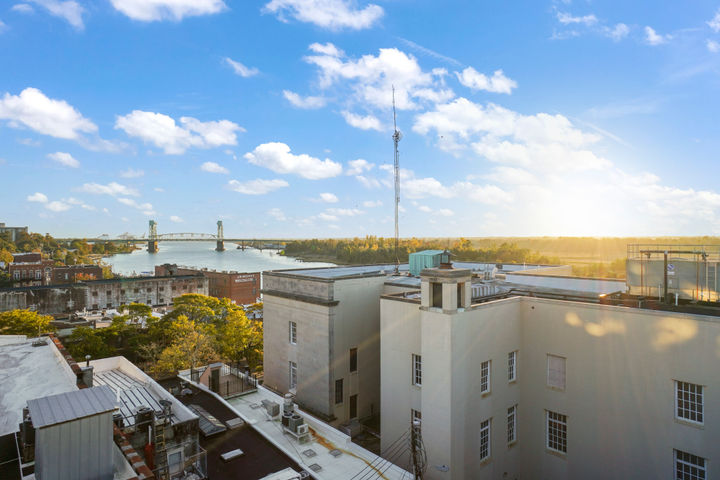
(160, 378, 305, 480)
(269, 261, 557, 280)
(224, 387, 410, 480)
(0, 337, 77, 436)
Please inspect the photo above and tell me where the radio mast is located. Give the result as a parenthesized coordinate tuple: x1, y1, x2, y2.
(392, 86, 402, 274)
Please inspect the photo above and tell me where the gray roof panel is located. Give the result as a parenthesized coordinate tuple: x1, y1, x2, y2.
(27, 385, 117, 428)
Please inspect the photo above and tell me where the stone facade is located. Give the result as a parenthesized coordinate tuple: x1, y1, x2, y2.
(155, 264, 260, 305)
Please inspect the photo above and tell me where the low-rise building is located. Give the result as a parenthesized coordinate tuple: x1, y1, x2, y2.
(0, 274, 209, 315)
(0, 223, 28, 242)
(51, 264, 103, 284)
(155, 264, 261, 305)
(8, 259, 54, 286)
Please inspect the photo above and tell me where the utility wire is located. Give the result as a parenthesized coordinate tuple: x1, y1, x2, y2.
(350, 429, 410, 480)
(354, 440, 411, 480)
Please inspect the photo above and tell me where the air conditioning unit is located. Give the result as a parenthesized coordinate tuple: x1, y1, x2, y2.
(289, 414, 304, 432)
(296, 424, 309, 436)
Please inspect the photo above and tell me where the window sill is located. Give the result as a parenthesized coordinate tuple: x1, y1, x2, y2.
(507, 440, 517, 449)
(546, 385, 565, 392)
(508, 379, 517, 385)
(479, 456, 492, 466)
(545, 448, 567, 459)
(412, 384, 422, 389)
(480, 390, 491, 397)
(674, 417, 704, 430)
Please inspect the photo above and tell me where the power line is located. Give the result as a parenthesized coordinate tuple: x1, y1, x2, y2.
(350, 428, 410, 480)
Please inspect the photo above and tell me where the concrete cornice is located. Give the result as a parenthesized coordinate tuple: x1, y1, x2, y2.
(262, 289, 339, 306)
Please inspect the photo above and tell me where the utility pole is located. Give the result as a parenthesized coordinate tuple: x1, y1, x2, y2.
(411, 419, 423, 480)
(392, 86, 402, 274)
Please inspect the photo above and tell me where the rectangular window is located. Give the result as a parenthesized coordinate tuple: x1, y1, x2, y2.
(675, 381, 704, 424)
(289, 321, 297, 344)
(674, 449, 706, 480)
(546, 411, 567, 453)
(289, 361, 297, 390)
(547, 354, 566, 390)
(335, 379, 343, 404)
(350, 347, 358, 372)
(35, 270, 41, 279)
(507, 405, 517, 444)
(106, 290, 112, 296)
(508, 351, 517, 382)
(411, 409, 422, 424)
(479, 419, 491, 461)
(13, 271, 19, 280)
(412, 354, 422, 386)
(480, 360, 491, 394)
(431, 282, 443, 308)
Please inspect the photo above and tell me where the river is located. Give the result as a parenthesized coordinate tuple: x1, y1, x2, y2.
(104, 241, 334, 276)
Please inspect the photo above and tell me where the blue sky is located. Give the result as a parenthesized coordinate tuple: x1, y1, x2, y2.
(2, 0, 720, 238)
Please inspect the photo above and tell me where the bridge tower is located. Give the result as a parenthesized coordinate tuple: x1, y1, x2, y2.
(148, 220, 158, 253)
(215, 220, 225, 252)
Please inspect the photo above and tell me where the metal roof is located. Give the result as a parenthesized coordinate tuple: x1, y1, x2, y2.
(27, 386, 117, 429)
(94, 369, 174, 426)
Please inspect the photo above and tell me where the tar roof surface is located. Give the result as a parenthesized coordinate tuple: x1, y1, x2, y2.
(159, 378, 304, 480)
(0, 338, 78, 436)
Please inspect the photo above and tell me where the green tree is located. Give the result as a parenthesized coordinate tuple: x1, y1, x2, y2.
(66, 326, 116, 360)
(154, 315, 218, 376)
(0, 309, 54, 336)
(219, 309, 263, 371)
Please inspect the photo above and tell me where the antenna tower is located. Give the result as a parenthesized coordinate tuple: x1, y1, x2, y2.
(392, 86, 402, 274)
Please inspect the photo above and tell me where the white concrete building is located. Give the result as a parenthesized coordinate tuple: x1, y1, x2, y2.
(380, 265, 719, 479)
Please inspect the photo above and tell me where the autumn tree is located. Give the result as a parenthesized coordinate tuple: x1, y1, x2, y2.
(219, 309, 263, 372)
(154, 315, 219, 377)
(66, 326, 116, 360)
(0, 309, 54, 336)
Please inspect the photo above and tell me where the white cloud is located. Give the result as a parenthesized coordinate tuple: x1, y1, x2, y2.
(228, 178, 289, 195)
(605, 23, 629, 41)
(557, 12, 597, 26)
(455, 67, 517, 94)
(644, 26, 670, 46)
(709, 9, 720, 32)
(263, 0, 383, 30)
(309, 42, 344, 56)
(120, 168, 144, 178)
(326, 207, 362, 216)
(342, 111, 382, 131)
(27, 192, 48, 203)
(29, 0, 84, 29)
(47, 151, 79, 168)
(417, 205, 432, 213)
(346, 159, 374, 175)
(244, 142, 342, 179)
(169, 215, 183, 223)
(12, 4, 34, 13)
(319, 192, 339, 203)
(224, 57, 259, 78)
(117, 197, 155, 215)
(707, 39, 720, 53)
(64, 197, 82, 205)
(268, 207, 287, 221)
(200, 161, 229, 174)
(154, 187, 165, 192)
(363, 200, 382, 207)
(355, 175, 381, 188)
(437, 208, 454, 217)
(0, 87, 97, 140)
(317, 212, 338, 221)
(283, 90, 327, 109)
(81, 204, 96, 211)
(110, 0, 226, 21)
(303, 43, 454, 111)
(46, 200, 71, 212)
(79, 182, 140, 197)
(115, 110, 244, 154)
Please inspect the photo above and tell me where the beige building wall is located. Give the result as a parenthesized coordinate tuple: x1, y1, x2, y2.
(263, 272, 387, 425)
(381, 271, 720, 479)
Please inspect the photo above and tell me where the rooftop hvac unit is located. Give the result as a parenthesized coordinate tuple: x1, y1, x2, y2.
(134, 406, 153, 426)
(296, 424, 309, 436)
(282, 411, 293, 427)
(289, 414, 304, 432)
(264, 401, 280, 417)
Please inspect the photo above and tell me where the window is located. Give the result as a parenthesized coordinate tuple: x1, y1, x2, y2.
(35, 270, 41, 279)
(289, 321, 297, 344)
(546, 411, 567, 453)
(507, 405, 517, 444)
(480, 360, 491, 394)
(547, 354, 566, 390)
(508, 351, 517, 382)
(335, 379, 343, 404)
(121, 289, 126, 295)
(674, 449, 706, 480)
(13, 271, 19, 280)
(167, 448, 184, 476)
(411, 409, 422, 425)
(457, 282, 465, 307)
(480, 360, 490, 393)
(431, 282, 442, 308)
(479, 419, 491, 461)
(134, 288, 139, 293)
(289, 361, 297, 390)
(106, 290, 111, 296)
(350, 347, 358, 373)
(676, 381, 703, 424)
(412, 354, 422, 386)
